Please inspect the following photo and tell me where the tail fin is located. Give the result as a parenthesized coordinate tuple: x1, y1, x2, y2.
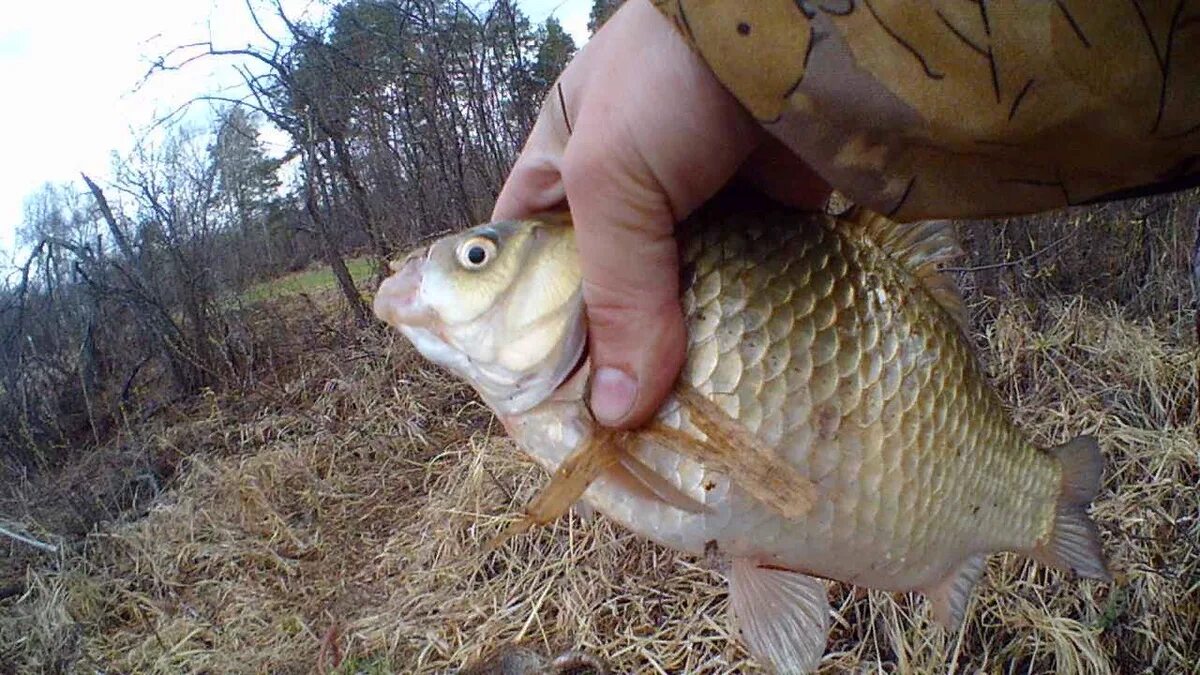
(1030, 436, 1112, 582)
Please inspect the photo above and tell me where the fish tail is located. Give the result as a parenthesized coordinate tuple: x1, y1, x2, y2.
(1030, 435, 1112, 582)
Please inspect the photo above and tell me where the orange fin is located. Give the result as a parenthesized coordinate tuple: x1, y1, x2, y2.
(486, 425, 710, 552)
(1030, 436, 1112, 581)
(924, 553, 988, 630)
(486, 428, 622, 552)
(729, 558, 830, 675)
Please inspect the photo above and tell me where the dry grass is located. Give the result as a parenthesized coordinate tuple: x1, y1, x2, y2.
(1, 285, 1197, 673)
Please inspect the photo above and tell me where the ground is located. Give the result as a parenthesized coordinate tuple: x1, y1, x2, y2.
(240, 257, 375, 304)
(1, 257, 1197, 674)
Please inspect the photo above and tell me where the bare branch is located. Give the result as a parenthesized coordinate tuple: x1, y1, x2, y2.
(81, 173, 135, 261)
(246, 0, 283, 53)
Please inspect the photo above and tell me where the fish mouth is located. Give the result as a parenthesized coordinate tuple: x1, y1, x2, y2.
(374, 247, 435, 329)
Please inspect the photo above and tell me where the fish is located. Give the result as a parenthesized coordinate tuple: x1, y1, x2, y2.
(373, 190, 1111, 674)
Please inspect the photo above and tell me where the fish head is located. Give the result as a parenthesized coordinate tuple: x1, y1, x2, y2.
(374, 214, 586, 416)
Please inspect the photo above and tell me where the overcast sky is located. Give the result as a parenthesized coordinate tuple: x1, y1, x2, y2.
(0, 0, 591, 258)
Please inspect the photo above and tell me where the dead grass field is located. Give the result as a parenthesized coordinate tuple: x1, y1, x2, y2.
(2, 271, 1197, 673)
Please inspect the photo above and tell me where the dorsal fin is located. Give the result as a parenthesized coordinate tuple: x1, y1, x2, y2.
(846, 207, 969, 332)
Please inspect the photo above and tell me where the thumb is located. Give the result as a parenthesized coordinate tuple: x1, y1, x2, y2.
(561, 133, 687, 429)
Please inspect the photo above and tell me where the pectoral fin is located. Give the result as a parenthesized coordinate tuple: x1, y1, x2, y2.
(486, 428, 623, 552)
(614, 451, 709, 514)
(729, 558, 830, 675)
(487, 426, 708, 552)
(924, 553, 988, 630)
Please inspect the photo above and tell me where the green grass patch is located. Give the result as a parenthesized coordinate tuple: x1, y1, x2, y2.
(242, 257, 374, 303)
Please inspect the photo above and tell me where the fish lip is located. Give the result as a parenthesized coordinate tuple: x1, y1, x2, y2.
(374, 247, 436, 329)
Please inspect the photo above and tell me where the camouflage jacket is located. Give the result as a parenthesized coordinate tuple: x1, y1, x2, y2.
(651, 0, 1200, 220)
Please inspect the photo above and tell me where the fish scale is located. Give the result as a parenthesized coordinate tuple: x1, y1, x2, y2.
(672, 210, 1058, 586)
(373, 195, 1111, 673)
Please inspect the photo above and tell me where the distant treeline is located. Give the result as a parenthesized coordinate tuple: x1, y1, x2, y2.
(0, 0, 616, 475)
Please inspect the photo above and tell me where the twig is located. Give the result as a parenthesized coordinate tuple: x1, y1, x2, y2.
(944, 229, 1077, 273)
(481, 461, 516, 505)
(0, 523, 59, 554)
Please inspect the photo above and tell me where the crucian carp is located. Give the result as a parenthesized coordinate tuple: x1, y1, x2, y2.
(372, 192, 1111, 674)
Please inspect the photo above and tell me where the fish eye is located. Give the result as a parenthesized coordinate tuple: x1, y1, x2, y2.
(456, 236, 497, 270)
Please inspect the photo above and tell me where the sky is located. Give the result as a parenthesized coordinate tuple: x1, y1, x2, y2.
(0, 0, 591, 259)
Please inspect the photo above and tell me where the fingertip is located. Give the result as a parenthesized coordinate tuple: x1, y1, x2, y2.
(629, 310, 689, 428)
(590, 367, 637, 425)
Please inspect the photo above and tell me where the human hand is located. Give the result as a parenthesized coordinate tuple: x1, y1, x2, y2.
(492, 0, 829, 429)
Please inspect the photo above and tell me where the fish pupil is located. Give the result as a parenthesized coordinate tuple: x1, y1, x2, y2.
(468, 246, 486, 265)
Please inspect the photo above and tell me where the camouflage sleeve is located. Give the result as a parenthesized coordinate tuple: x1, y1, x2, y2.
(649, 0, 1200, 221)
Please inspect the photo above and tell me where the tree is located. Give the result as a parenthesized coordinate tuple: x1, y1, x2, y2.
(211, 107, 283, 282)
(588, 0, 622, 35)
(531, 16, 576, 97)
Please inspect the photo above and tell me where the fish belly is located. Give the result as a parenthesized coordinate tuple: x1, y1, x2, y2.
(580, 412, 1054, 592)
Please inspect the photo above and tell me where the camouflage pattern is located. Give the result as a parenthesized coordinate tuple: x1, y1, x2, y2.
(650, 0, 1200, 220)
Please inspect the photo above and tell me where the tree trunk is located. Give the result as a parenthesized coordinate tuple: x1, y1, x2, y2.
(327, 129, 390, 280)
(303, 148, 370, 324)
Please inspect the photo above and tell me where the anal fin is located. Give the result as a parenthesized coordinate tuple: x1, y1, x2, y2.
(924, 553, 988, 630)
(729, 558, 830, 675)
